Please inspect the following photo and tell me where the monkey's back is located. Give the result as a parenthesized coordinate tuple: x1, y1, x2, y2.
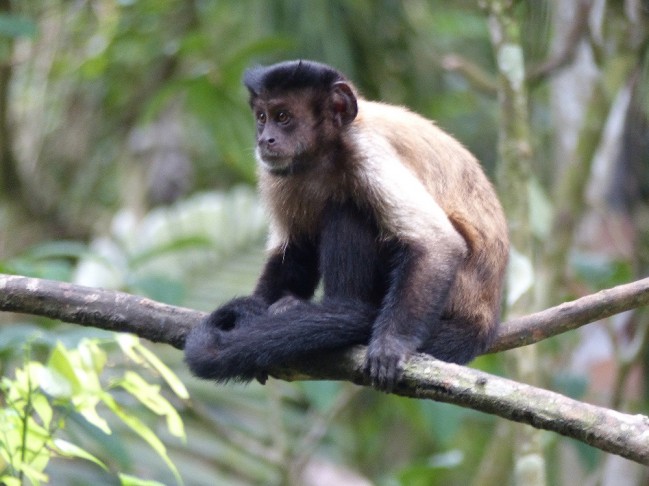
(353, 100, 509, 333)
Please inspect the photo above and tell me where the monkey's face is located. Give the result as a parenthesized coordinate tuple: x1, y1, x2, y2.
(250, 92, 326, 175)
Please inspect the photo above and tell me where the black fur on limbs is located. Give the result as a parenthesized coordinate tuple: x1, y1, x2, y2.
(184, 200, 485, 391)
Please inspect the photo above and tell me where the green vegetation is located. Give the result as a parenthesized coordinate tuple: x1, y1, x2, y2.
(1, 1, 648, 484)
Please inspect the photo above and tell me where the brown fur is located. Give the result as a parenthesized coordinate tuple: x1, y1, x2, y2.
(260, 94, 509, 340)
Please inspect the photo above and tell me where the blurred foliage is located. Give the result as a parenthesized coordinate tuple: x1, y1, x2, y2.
(1, 0, 648, 485)
(0, 337, 187, 485)
(2, 0, 502, 244)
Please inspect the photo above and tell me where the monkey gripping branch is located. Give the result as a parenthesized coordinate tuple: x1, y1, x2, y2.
(1, 273, 649, 465)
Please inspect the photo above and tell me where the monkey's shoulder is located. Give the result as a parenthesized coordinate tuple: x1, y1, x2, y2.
(352, 100, 479, 169)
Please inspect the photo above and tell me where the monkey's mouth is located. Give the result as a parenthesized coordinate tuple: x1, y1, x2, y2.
(256, 148, 292, 172)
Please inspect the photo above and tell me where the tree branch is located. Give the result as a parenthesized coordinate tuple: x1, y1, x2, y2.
(276, 348, 649, 465)
(490, 276, 649, 352)
(440, 54, 498, 95)
(0, 274, 198, 349)
(525, 0, 592, 86)
(2, 273, 649, 464)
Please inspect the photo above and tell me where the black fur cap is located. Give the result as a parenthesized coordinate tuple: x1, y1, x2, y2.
(243, 60, 347, 96)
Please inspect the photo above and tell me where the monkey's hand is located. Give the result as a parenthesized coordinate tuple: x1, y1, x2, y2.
(204, 296, 268, 331)
(364, 335, 416, 392)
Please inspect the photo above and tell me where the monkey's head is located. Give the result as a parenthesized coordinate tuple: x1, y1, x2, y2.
(243, 60, 358, 175)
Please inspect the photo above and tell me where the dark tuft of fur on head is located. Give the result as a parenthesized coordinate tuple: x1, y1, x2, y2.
(243, 60, 347, 96)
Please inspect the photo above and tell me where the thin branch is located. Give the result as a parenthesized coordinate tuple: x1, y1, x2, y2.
(440, 54, 498, 95)
(441, 0, 592, 96)
(489, 277, 649, 352)
(2, 273, 649, 464)
(525, 0, 593, 86)
(290, 384, 362, 479)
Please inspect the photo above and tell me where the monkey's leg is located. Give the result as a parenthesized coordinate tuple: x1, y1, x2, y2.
(419, 315, 495, 364)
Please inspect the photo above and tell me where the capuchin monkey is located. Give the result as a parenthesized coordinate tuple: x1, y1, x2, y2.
(184, 60, 509, 391)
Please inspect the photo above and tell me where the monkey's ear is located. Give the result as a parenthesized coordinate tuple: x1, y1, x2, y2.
(331, 81, 358, 127)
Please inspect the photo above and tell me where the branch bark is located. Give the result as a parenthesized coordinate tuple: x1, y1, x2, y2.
(2, 273, 649, 464)
(277, 348, 649, 465)
(0, 274, 198, 350)
(525, 0, 592, 86)
(490, 276, 649, 352)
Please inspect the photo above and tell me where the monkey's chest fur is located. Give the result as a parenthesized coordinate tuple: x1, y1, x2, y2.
(259, 159, 373, 243)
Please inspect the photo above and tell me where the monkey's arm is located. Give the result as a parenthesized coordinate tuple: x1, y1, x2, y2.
(366, 238, 465, 390)
(198, 237, 320, 331)
(355, 136, 468, 390)
(252, 237, 320, 304)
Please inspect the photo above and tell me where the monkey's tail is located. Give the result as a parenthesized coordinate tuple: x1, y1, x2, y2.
(185, 298, 376, 383)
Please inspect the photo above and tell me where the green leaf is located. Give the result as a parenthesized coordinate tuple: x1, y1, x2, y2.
(78, 397, 112, 435)
(53, 439, 108, 470)
(0, 410, 22, 461)
(16, 462, 49, 485)
(117, 371, 185, 439)
(47, 344, 82, 392)
(100, 392, 183, 485)
(117, 373, 162, 416)
(31, 393, 53, 430)
(119, 473, 167, 486)
(38, 366, 73, 399)
(78, 339, 108, 375)
(132, 341, 189, 400)
(116, 334, 189, 400)
(116, 334, 144, 364)
(0, 476, 22, 486)
(12, 365, 39, 399)
(47, 342, 111, 434)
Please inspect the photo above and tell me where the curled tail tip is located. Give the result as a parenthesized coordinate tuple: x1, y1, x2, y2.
(184, 335, 260, 384)
(184, 353, 257, 384)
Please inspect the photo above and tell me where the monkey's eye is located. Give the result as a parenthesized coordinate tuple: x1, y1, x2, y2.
(256, 112, 267, 124)
(276, 111, 291, 124)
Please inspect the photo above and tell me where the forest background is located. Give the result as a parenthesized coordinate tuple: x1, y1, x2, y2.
(1, 1, 649, 485)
